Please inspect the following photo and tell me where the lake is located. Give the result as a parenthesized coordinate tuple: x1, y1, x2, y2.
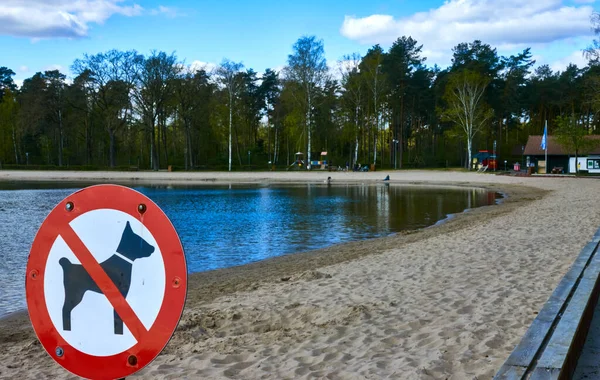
(0, 182, 499, 317)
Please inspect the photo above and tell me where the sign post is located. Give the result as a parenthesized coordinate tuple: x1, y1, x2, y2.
(26, 184, 187, 380)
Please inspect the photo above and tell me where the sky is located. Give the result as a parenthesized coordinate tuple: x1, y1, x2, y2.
(1, 0, 599, 87)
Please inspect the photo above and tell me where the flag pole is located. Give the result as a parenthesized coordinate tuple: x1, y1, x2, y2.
(545, 120, 548, 174)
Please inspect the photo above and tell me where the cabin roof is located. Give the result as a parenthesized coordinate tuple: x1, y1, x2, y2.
(524, 135, 600, 156)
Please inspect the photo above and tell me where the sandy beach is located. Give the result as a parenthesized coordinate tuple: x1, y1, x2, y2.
(1, 170, 598, 379)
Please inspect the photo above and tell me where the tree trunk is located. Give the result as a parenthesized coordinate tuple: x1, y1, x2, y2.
(467, 135, 473, 171)
(274, 127, 279, 164)
(150, 126, 154, 170)
(234, 121, 243, 167)
(109, 129, 116, 168)
(162, 116, 168, 166)
(183, 119, 189, 170)
(267, 118, 271, 163)
(307, 92, 312, 169)
(236, 129, 243, 167)
(229, 92, 233, 172)
(156, 117, 162, 169)
(373, 73, 379, 166)
(151, 120, 158, 171)
(58, 109, 63, 167)
(399, 95, 404, 169)
(186, 122, 193, 169)
(373, 123, 378, 165)
(86, 119, 92, 165)
(11, 122, 18, 164)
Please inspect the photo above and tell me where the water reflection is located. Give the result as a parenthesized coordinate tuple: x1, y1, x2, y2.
(0, 182, 498, 317)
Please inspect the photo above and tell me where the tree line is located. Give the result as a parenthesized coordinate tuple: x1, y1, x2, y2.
(2, 22, 600, 171)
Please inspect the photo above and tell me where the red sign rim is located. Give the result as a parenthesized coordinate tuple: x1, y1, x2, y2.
(25, 184, 187, 380)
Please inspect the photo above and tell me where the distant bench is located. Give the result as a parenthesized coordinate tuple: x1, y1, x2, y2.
(551, 167, 564, 174)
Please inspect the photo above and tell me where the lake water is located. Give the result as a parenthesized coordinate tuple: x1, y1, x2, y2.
(0, 182, 499, 317)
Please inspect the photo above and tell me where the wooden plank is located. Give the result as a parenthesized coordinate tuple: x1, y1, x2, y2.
(494, 228, 600, 380)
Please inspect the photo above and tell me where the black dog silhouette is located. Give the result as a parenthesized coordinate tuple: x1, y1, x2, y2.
(59, 221, 155, 335)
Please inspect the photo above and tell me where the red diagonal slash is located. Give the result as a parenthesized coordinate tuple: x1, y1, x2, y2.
(60, 223, 148, 343)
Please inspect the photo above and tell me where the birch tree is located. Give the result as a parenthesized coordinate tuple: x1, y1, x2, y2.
(285, 36, 328, 168)
(442, 70, 493, 169)
(585, 12, 600, 64)
(339, 53, 363, 166)
(361, 45, 385, 165)
(259, 68, 280, 164)
(216, 59, 244, 171)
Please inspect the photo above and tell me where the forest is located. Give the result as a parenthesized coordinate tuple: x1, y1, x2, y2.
(2, 17, 600, 171)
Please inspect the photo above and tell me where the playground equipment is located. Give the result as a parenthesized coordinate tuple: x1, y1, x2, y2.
(320, 152, 328, 170)
(308, 151, 329, 170)
(472, 150, 497, 171)
(287, 152, 305, 170)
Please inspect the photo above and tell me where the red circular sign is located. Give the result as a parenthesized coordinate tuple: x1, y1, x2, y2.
(26, 184, 187, 380)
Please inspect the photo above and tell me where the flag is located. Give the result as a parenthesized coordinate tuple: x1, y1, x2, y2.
(541, 124, 547, 151)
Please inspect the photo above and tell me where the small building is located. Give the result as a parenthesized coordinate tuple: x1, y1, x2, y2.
(523, 135, 600, 174)
(570, 156, 600, 174)
(472, 150, 497, 170)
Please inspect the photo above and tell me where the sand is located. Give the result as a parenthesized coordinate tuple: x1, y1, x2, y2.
(0, 170, 599, 379)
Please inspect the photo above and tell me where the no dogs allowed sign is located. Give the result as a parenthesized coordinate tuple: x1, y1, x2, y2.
(25, 185, 187, 380)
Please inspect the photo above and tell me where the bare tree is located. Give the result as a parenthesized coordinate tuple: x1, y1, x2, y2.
(216, 59, 244, 172)
(338, 53, 363, 166)
(72, 50, 139, 167)
(442, 70, 493, 169)
(285, 36, 328, 169)
(585, 12, 600, 64)
(361, 46, 385, 166)
(132, 51, 180, 170)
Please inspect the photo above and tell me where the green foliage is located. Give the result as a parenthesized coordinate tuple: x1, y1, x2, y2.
(554, 115, 600, 165)
(442, 71, 493, 136)
(3, 29, 600, 172)
(441, 70, 494, 168)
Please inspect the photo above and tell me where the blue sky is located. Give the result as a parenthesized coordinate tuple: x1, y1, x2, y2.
(1, 0, 599, 85)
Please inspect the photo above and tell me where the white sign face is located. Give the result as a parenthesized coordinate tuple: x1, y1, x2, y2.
(43, 209, 166, 357)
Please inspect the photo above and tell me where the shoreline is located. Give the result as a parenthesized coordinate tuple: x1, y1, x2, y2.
(0, 179, 511, 323)
(0, 168, 531, 186)
(3, 170, 590, 379)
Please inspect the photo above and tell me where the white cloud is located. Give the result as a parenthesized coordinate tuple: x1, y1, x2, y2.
(189, 60, 218, 73)
(0, 0, 143, 38)
(44, 64, 64, 72)
(272, 65, 285, 75)
(150, 5, 180, 18)
(549, 49, 589, 71)
(18, 65, 29, 73)
(329, 63, 345, 81)
(340, 0, 595, 63)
